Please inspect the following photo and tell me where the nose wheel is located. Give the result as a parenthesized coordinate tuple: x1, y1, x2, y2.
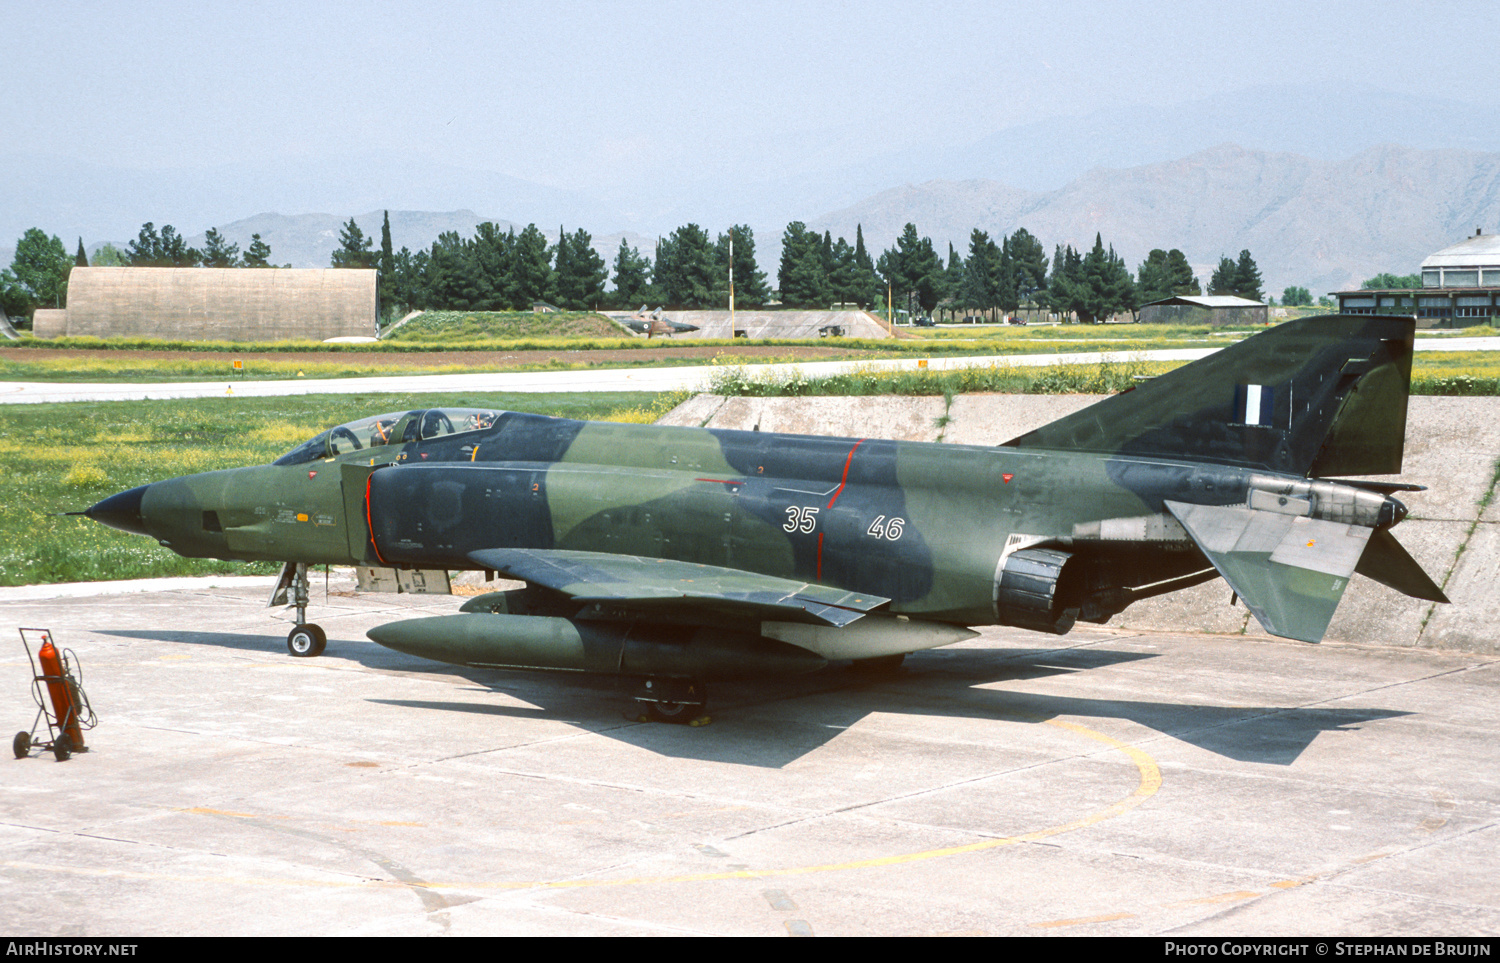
(275, 562, 327, 657)
(287, 624, 327, 658)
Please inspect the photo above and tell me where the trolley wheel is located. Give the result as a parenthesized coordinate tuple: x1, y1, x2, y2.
(13, 731, 30, 759)
(287, 624, 327, 658)
(52, 734, 71, 762)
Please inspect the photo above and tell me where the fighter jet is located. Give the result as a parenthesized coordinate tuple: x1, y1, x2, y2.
(619, 306, 699, 338)
(81, 315, 1445, 721)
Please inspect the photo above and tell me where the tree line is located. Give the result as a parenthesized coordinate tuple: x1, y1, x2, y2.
(5, 213, 1334, 324)
(338, 212, 1273, 322)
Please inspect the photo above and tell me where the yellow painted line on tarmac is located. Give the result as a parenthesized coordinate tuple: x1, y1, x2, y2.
(3, 717, 1161, 894)
(1030, 911, 1137, 928)
(1176, 890, 1261, 906)
(182, 807, 286, 820)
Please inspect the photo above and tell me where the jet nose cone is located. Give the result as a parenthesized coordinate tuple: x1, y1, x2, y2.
(1379, 495, 1410, 529)
(84, 484, 151, 535)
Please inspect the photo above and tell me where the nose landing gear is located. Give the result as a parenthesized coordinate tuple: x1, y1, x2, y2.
(272, 562, 327, 658)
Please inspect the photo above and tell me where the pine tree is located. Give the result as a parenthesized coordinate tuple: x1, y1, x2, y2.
(331, 218, 375, 269)
(943, 243, 965, 309)
(244, 234, 273, 268)
(960, 229, 1000, 310)
(462, 222, 511, 309)
(853, 225, 880, 308)
(1136, 249, 1174, 303)
(778, 222, 830, 308)
(555, 228, 607, 309)
(1208, 256, 1238, 296)
(378, 211, 396, 307)
(511, 224, 555, 307)
(200, 228, 240, 268)
(716, 225, 769, 307)
(654, 224, 716, 307)
(1063, 235, 1136, 322)
(1165, 249, 1199, 295)
(1009, 228, 1049, 307)
(126, 223, 162, 266)
(826, 236, 858, 306)
(878, 224, 943, 314)
(426, 231, 467, 308)
(611, 239, 652, 307)
(1233, 249, 1263, 301)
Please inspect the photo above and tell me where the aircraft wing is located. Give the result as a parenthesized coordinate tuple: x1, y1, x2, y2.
(468, 548, 890, 627)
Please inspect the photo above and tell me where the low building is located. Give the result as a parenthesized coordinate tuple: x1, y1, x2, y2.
(37, 267, 378, 341)
(1138, 295, 1267, 326)
(1334, 230, 1500, 328)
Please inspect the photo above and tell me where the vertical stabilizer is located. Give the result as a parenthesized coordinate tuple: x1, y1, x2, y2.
(1004, 315, 1416, 478)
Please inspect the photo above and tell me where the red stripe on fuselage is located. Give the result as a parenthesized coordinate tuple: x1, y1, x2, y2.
(365, 474, 388, 565)
(826, 439, 863, 509)
(818, 439, 863, 580)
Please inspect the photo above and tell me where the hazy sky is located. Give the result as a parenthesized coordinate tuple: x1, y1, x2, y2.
(8, 1, 1494, 180)
(3, 0, 1498, 244)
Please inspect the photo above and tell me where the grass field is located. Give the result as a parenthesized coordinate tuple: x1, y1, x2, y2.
(3, 391, 673, 586)
(384, 310, 625, 340)
(6, 320, 1499, 586)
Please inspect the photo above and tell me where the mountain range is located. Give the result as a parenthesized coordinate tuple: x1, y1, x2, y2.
(71, 143, 1500, 298)
(6, 79, 1500, 299)
(810, 143, 1500, 295)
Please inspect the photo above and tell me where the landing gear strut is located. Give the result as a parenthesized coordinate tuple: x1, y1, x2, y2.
(635, 677, 708, 725)
(275, 562, 326, 658)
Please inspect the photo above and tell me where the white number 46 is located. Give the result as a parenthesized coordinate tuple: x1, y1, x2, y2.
(867, 515, 905, 540)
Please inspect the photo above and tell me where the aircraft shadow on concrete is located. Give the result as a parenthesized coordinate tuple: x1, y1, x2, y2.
(96, 628, 1410, 769)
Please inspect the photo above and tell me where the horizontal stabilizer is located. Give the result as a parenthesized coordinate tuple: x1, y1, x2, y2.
(470, 547, 889, 627)
(1165, 500, 1371, 643)
(1355, 527, 1448, 603)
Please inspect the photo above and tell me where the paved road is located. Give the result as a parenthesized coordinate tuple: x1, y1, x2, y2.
(2, 337, 1494, 404)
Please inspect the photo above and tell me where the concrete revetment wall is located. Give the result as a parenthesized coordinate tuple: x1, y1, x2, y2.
(660, 394, 1500, 652)
(54, 267, 378, 341)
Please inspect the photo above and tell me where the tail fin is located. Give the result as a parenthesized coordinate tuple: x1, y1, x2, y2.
(1004, 314, 1415, 478)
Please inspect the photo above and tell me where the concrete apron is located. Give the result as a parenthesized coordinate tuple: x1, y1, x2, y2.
(661, 395, 1500, 652)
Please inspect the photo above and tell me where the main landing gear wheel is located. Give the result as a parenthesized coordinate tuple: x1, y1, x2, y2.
(636, 678, 708, 725)
(13, 731, 30, 759)
(287, 624, 327, 658)
(645, 700, 707, 724)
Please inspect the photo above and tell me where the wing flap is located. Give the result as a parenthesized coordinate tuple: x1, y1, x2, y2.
(469, 548, 889, 627)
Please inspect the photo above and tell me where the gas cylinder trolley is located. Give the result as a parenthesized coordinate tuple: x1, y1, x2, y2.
(14, 627, 96, 761)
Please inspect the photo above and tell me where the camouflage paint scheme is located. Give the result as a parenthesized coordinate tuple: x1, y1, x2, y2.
(83, 315, 1445, 713)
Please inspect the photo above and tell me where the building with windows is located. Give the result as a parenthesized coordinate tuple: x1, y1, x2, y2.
(1335, 230, 1500, 327)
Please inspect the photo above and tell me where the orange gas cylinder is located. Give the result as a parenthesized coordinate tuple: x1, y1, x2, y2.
(38, 637, 84, 750)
